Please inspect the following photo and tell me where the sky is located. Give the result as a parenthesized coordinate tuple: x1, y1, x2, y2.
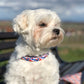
(0, 0, 84, 22)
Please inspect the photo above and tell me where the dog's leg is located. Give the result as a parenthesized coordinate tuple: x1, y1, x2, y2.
(5, 74, 26, 84)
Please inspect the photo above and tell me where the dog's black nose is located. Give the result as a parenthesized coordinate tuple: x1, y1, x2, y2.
(53, 29, 60, 35)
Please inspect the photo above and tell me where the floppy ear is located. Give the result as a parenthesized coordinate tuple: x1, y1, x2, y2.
(13, 12, 28, 33)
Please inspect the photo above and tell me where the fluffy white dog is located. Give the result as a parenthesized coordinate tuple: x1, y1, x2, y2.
(5, 9, 64, 84)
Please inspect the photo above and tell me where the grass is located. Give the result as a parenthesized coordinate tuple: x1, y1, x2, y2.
(63, 36, 84, 44)
(0, 49, 13, 54)
(0, 49, 14, 67)
(58, 46, 84, 62)
(59, 23, 84, 62)
(58, 33, 84, 62)
(0, 49, 14, 54)
(0, 61, 8, 67)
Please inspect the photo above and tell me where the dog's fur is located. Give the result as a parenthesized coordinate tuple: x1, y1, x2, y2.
(5, 9, 64, 84)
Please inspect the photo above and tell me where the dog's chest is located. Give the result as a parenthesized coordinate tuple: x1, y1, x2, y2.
(9, 53, 59, 83)
(22, 53, 59, 75)
(21, 54, 59, 83)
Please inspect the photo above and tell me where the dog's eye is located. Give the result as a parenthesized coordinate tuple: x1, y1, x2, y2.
(39, 23, 47, 27)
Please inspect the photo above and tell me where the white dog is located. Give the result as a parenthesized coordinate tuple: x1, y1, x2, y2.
(5, 9, 64, 84)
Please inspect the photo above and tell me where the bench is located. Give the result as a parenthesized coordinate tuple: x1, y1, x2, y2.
(0, 32, 84, 84)
(0, 32, 18, 84)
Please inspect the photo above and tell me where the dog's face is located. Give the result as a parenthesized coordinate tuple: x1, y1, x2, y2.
(13, 9, 64, 49)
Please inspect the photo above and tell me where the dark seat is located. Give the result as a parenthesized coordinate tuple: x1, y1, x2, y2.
(51, 47, 84, 84)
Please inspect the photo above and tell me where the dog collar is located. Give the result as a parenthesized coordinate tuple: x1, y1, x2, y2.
(21, 53, 49, 62)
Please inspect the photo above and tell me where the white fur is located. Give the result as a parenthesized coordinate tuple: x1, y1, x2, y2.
(5, 9, 64, 84)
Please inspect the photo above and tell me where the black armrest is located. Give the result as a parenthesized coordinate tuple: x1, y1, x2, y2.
(81, 71, 84, 84)
(51, 47, 64, 64)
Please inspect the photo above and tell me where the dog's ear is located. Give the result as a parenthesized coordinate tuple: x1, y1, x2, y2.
(13, 12, 28, 33)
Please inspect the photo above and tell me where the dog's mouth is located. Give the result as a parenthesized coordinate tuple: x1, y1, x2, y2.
(52, 37, 57, 39)
(51, 36, 58, 40)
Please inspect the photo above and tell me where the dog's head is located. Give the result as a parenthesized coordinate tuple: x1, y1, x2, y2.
(13, 9, 64, 50)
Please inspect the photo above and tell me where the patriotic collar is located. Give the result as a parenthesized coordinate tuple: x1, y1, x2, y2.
(21, 53, 49, 62)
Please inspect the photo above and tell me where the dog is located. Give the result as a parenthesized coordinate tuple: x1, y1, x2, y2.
(5, 9, 64, 84)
